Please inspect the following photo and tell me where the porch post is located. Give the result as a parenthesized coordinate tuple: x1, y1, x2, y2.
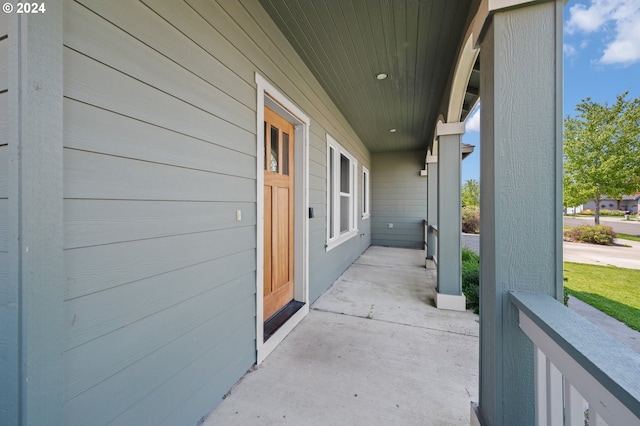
(435, 123, 465, 311)
(5, 5, 65, 425)
(426, 154, 438, 260)
(476, 1, 563, 425)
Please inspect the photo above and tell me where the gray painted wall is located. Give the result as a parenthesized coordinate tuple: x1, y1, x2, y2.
(53, 1, 371, 424)
(370, 151, 427, 248)
(0, 11, 8, 422)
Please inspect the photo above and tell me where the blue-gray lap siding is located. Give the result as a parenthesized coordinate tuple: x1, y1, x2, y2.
(371, 151, 428, 248)
(58, 1, 370, 424)
(0, 12, 8, 421)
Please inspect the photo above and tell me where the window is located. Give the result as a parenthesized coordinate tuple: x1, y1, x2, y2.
(326, 134, 358, 250)
(362, 166, 370, 219)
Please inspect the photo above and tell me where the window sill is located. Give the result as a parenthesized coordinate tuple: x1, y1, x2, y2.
(326, 229, 358, 251)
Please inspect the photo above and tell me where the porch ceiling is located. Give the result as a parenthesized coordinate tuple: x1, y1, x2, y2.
(260, 0, 479, 153)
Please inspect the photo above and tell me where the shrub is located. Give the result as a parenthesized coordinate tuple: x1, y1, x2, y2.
(462, 207, 480, 234)
(600, 209, 626, 217)
(462, 246, 479, 264)
(461, 247, 480, 314)
(563, 225, 616, 245)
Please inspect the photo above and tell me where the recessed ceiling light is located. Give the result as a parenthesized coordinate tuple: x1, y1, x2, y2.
(376, 73, 388, 80)
(389, 128, 397, 133)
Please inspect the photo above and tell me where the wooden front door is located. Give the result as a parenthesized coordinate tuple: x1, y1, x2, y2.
(263, 107, 295, 321)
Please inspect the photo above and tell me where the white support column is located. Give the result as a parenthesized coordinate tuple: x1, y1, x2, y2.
(435, 122, 465, 311)
(476, 0, 564, 425)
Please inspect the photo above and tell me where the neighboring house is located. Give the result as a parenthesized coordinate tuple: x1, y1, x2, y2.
(3, 2, 632, 426)
(581, 194, 640, 214)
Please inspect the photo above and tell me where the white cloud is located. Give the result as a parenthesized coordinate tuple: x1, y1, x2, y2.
(600, 12, 640, 64)
(565, 1, 612, 34)
(465, 107, 480, 133)
(566, 0, 640, 65)
(564, 43, 578, 57)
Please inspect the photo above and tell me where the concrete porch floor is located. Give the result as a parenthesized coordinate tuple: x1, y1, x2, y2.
(204, 246, 479, 425)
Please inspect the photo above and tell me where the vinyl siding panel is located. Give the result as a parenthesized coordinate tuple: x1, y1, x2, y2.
(65, 226, 255, 300)
(64, 199, 256, 250)
(63, 99, 255, 180)
(62, 0, 370, 424)
(64, 283, 255, 426)
(64, 249, 255, 350)
(64, 149, 254, 202)
(112, 317, 255, 426)
(63, 48, 254, 156)
(371, 151, 427, 248)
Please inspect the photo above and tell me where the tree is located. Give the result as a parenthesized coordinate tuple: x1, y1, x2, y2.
(564, 92, 640, 224)
(461, 179, 480, 208)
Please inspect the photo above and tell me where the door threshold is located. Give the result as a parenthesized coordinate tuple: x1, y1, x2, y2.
(264, 300, 305, 342)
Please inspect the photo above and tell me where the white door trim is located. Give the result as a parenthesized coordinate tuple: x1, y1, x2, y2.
(255, 73, 310, 364)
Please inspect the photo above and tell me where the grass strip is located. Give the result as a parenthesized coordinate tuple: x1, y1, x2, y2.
(564, 262, 640, 332)
(617, 233, 640, 242)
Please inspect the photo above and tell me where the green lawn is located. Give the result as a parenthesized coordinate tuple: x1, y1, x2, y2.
(564, 262, 640, 332)
(617, 233, 640, 242)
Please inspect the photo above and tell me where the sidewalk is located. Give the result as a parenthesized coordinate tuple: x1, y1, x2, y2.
(204, 247, 479, 425)
(564, 238, 640, 269)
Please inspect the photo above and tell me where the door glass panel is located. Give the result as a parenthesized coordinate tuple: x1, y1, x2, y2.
(282, 132, 289, 176)
(340, 154, 350, 193)
(264, 121, 268, 171)
(270, 125, 279, 172)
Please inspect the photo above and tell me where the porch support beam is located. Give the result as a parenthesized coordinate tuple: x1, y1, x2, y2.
(426, 154, 438, 261)
(476, 1, 563, 425)
(5, 5, 64, 425)
(435, 122, 465, 311)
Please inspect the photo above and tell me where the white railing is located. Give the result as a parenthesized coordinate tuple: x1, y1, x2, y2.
(511, 292, 640, 426)
(424, 221, 438, 265)
(430, 224, 438, 264)
(424, 219, 428, 253)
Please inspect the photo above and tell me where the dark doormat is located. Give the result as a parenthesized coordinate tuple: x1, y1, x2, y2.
(264, 300, 305, 342)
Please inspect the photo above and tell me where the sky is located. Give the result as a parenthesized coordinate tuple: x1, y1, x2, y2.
(461, 0, 640, 184)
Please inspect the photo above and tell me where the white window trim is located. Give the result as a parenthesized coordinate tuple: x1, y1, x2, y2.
(326, 133, 358, 251)
(362, 166, 370, 219)
(255, 73, 310, 364)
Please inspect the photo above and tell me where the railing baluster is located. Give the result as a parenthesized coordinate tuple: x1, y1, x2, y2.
(564, 378, 586, 426)
(547, 359, 563, 425)
(535, 347, 548, 425)
(590, 408, 607, 426)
